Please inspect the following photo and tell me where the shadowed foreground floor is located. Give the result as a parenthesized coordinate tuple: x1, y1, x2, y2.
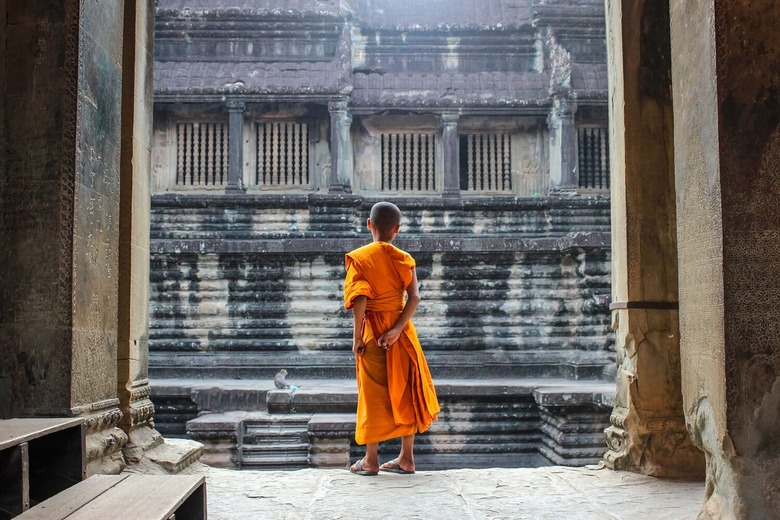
(197, 464, 704, 519)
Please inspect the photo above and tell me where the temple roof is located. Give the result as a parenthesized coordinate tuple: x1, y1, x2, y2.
(154, 0, 607, 107)
(353, 0, 533, 29)
(154, 60, 351, 97)
(351, 71, 549, 108)
(155, 0, 345, 16)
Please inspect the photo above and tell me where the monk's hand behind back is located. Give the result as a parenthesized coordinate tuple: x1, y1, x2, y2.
(378, 327, 401, 350)
(353, 337, 366, 357)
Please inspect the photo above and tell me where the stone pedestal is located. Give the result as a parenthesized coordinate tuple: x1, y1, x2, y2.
(671, 1, 780, 517)
(603, 0, 704, 478)
(328, 100, 353, 192)
(0, 0, 127, 474)
(441, 112, 461, 198)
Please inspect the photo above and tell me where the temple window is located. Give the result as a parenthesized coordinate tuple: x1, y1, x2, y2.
(459, 133, 513, 192)
(175, 122, 229, 187)
(380, 133, 437, 192)
(256, 122, 310, 187)
(577, 126, 610, 191)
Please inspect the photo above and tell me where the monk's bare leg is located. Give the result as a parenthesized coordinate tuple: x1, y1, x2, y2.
(362, 442, 380, 472)
(398, 434, 415, 471)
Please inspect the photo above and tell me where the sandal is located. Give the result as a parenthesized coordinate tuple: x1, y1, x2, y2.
(379, 458, 415, 474)
(350, 458, 378, 476)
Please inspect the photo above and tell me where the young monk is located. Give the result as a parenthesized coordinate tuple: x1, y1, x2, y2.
(344, 201, 440, 476)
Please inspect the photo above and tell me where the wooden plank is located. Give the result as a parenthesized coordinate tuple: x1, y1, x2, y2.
(67, 475, 206, 520)
(0, 442, 28, 519)
(0, 419, 84, 450)
(17, 475, 129, 520)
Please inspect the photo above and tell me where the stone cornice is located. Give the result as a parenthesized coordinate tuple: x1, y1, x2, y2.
(150, 232, 610, 255)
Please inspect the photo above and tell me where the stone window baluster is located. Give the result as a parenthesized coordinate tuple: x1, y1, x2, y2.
(502, 133, 511, 190)
(206, 123, 214, 185)
(264, 124, 273, 184)
(301, 123, 309, 185)
(292, 124, 300, 185)
(200, 123, 207, 185)
(412, 133, 419, 191)
(478, 134, 485, 190)
(427, 134, 435, 190)
(177, 124, 185, 185)
(490, 134, 498, 190)
(271, 123, 279, 185)
(403, 133, 410, 191)
(467, 134, 475, 191)
(392, 133, 399, 190)
(222, 124, 229, 185)
(286, 123, 294, 185)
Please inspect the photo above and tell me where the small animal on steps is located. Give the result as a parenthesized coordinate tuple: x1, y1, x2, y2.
(274, 369, 299, 391)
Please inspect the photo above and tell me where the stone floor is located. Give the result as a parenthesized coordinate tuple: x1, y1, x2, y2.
(196, 463, 705, 519)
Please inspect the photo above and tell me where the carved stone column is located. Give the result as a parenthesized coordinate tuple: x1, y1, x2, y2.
(602, 0, 704, 478)
(441, 112, 460, 198)
(328, 100, 353, 192)
(117, 0, 164, 464)
(548, 95, 578, 194)
(226, 100, 246, 193)
(671, 1, 780, 517)
(0, 0, 127, 474)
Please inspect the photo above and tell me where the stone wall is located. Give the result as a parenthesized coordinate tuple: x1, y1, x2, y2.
(0, 0, 127, 474)
(148, 195, 613, 381)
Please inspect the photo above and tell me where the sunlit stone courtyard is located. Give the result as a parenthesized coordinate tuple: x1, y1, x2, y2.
(194, 464, 704, 520)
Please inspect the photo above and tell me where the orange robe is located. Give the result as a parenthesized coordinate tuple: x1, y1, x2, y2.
(344, 241, 439, 445)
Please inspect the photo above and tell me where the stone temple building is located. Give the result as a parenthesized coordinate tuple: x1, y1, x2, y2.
(147, 0, 615, 470)
(0, 0, 779, 518)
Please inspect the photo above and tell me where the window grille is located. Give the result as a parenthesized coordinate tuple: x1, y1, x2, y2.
(577, 127, 610, 190)
(257, 122, 309, 186)
(381, 133, 436, 191)
(460, 134, 512, 191)
(176, 123, 228, 186)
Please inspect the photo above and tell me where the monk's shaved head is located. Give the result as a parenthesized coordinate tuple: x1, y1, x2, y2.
(369, 201, 401, 233)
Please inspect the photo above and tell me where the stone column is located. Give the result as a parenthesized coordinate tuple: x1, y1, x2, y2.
(441, 112, 460, 197)
(328, 100, 353, 192)
(226, 100, 246, 193)
(117, 0, 163, 464)
(602, 0, 704, 478)
(0, 0, 127, 474)
(671, 1, 780, 517)
(548, 95, 578, 194)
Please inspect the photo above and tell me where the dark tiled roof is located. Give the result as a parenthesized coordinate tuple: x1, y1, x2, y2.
(351, 71, 550, 107)
(571, 64, 608, 100)
(156, 0, 343, 15)
(154, 60, 350, 96)
(356, 0, 532, 28)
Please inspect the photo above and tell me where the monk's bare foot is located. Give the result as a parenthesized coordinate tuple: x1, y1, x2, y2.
(350, 458, 379, 476)
(379, 458, 415, 474)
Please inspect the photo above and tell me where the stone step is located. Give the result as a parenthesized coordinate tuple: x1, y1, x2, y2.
(149, 351, 611, 380)
(161, 379, 614, 470)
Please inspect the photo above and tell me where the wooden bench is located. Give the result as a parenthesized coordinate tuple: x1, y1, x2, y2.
(0, 418, 86, 519)
(17, 474, 207, 520)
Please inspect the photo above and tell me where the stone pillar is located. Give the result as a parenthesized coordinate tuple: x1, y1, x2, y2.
(117, 0, 163, 464)
(602, 0, 704, 478)
(548, 95, 578, 194)
(441, 112, 461, 198)
(671, 1, 780, 517)
(328, 99, 353, 192)
(226, 100, 246, 193)
(0, 0, 127, 474)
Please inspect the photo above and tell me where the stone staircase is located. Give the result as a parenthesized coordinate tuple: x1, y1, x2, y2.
(154, 378, 614, 470)
(238, 413, 311, 469)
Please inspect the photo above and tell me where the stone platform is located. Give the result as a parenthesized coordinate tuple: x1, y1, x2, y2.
(199, 464, 705, 520)
(151, 378, 614, 470)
